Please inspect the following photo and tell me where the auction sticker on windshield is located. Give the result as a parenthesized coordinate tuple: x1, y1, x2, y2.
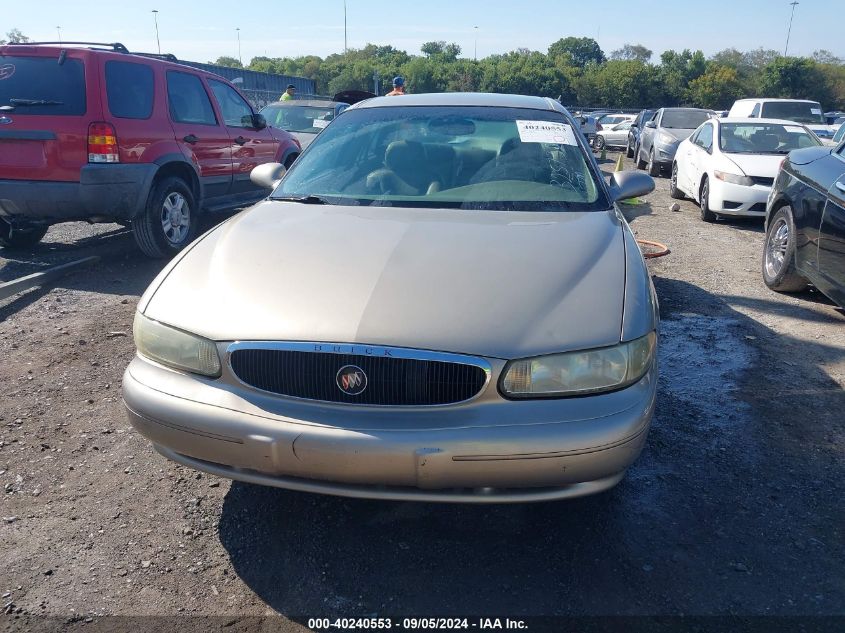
(313, 119, 329, 129)
(516, 120, 578, 146)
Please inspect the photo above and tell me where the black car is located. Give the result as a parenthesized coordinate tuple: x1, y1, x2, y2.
(626, 109, 656, 159)
(763, 142, 845, 308)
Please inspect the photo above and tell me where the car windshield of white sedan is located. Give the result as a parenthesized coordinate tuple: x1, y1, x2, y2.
(273, 106, 608, 211)
(661, 110, 711, 129)
(263, 105, 337, 133)
(719, 123, 821, 154)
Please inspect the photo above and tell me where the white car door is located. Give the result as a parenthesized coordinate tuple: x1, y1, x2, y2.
(687, 123, 715, 200)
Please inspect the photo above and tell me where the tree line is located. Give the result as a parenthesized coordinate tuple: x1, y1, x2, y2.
(4, 28, 841, 110)
(212, 37, 844, 111)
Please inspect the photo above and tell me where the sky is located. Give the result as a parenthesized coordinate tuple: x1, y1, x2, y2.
(4, 0, 842, 65)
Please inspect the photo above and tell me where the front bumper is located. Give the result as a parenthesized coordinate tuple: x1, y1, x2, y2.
(123, 356, 657, 503)
(708, 178, 770, 216)
(0, 164, 157, 223)
(653, 142, 680, 167)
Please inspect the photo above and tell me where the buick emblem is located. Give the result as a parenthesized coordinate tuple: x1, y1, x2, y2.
(0, 116, 11, 125)
(336, 365, 367, 396)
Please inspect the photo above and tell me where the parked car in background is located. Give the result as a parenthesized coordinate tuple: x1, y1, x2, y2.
(595, 120, 633, 150)
(762, 141, 845, 309)
(596, 113, 635, 129)
(671, 118, 822, 222)
(573, 113, 600, 146)
(637, 107, 712, 176)
(124, 92, 658, 503)
(0, 42, 301, 257)
(626, 109, 656, 159)
(832, 124, 845, 145)
(729, 99, 836, 141)
(824, 111, 845, 125)
(260, 99, 349, 149)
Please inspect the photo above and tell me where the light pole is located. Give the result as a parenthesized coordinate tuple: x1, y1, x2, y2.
(344, 0, 348, 54)
(784, 1, 799, 56)
(474, 26, 479, 61)
(236, 27, 242, 66)
(56, 26, 62, 44)
(151, 10, 161, 54)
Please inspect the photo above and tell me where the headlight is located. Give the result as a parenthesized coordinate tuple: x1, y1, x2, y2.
(714, 170, 753, 187)
(657, 133, 676, 145)
(133, 312, 221, 377)
(500, 332, 656, 398)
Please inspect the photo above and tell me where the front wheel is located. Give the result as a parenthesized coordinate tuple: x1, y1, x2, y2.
(0, 218, 49, 249)
(635, 144, 646, 170)
(647, 148, 660, 177)
(699, 178, 718, 223)
(133, 176, 198, 258)
(669, 163, 684, 199)
(626, 138, 634, 158)
(594, 135, 606, 151)
(762, 206, 809, 292)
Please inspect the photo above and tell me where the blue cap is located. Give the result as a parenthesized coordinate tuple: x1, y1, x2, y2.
(392, 76, 405, 87)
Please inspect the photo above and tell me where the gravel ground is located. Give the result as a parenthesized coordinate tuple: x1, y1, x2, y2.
(0, 152, 843, 629)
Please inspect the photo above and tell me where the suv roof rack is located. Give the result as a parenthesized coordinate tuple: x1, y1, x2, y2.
(130, 52, 179, 62)
(17, 41, 130, 53)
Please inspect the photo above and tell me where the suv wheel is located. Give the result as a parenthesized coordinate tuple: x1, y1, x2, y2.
(594, 135, 606, 151)
(0, 218, 49, 250)
(133, 176, 198, 258)
(626, 137, 634, 158)
(762, 206, 809, 292)
(635, 144, 646, 170)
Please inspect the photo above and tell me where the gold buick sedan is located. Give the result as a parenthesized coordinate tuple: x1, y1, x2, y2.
(123, 92, 657, 503)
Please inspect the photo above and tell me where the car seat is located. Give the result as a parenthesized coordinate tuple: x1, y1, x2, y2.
(365, 141, 442, 195)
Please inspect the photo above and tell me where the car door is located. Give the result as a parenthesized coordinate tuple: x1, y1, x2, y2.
(817, 154, 845, 303)
(207, 79, 278, 196)
(688, 122, 714, 198)
(166, 70, 233, 199)
(640, 111, 660, 160)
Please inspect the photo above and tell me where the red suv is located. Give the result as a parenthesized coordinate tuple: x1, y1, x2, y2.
(0, 42, 301, 257)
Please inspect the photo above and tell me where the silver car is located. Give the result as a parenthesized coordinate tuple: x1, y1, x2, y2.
(123, 93, 658, 503)
(260, 99, 349, 149)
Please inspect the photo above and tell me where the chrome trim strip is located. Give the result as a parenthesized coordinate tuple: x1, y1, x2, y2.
(224, 341, 493, 407)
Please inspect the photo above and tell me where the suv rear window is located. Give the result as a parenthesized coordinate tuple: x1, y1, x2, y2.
(106, 61, 154, 119)
(760, 101, 825, 125)
(0, 54, 86, 115)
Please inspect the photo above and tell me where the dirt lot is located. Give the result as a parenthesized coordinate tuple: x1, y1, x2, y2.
(1, 152, 843, 628)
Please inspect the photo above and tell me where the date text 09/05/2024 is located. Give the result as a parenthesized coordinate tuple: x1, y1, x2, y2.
(307, 618, 529, 630)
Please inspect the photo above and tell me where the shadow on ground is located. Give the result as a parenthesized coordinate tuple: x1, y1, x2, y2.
(217, 278, 845, 618)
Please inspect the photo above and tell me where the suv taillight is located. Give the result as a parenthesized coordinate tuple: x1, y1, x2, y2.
(88, 122, 119, 163)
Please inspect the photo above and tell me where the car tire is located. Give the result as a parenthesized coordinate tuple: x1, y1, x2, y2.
(635, 145, 647, 170)
(762, 206, 810, 292)
(669, 163, 685, 200)
(0, 218, 49, 249)
(133, 176, 198, 259)
(594, 135, 606, 151)
(647, 148, 660, 177)
(699, 178, 718, 223)
(626, 138, 634, 158)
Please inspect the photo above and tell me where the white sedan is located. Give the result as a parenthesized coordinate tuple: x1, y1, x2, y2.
(670, 117, 823, 222)
(594, 121, 632, 150)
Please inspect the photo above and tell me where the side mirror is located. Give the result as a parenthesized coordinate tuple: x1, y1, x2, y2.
(630, 122, 638, 128)
(645, 120, 657, 129)
(609, 170, 655, 202)
(250, 162, 286, 190)
(243, 113, 267, 130)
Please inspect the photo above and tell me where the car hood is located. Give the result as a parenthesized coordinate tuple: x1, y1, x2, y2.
(721, 153, 785, 178)
(143, 203, 628, 359)
(660, 128, 695, 142)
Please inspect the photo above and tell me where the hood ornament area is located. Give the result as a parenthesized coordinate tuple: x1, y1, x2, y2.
(336, 365, 368, 396)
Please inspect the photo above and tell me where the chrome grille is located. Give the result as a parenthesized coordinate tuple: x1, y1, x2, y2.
(228, 343, 490, 406)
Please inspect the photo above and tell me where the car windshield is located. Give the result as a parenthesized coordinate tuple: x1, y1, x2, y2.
(274, 105, 609, 211)
(661, 110, 710, 129)
(760, 102, 825, 125)
(834, 125, 845, 144)
(262, 104, 338, 133)
(719, 122, 821, 154)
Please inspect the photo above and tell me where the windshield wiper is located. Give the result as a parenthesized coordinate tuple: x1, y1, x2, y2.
(8, 98, 65, 107)
(272, 195, 331, 205)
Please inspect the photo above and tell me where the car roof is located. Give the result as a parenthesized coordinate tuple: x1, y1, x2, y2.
(263, 100, 347, 108)
(349, 92, 566, 112)
(733, 98, 820, 104)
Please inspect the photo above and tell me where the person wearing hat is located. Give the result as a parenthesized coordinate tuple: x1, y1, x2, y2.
(386, 76, 406, 96)
(280, 84, 296, 101)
